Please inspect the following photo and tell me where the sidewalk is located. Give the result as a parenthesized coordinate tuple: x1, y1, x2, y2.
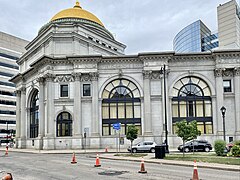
(1, 147, 239, 172)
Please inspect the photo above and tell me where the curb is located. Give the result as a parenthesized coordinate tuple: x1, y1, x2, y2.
(98, 156, 240, 172)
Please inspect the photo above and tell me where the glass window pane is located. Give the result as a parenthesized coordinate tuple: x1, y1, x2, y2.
(118, 103, 125, 118)
(179, 101, 186, 117)
(103, 124, 109, 136)
(128, 82, 137, 91)
(102, 90, 109, 99)
(126, 103, 133, 118)
(172, 102, 178, 117)
(110, 104, 117, 118)
(134, 105, 141, 118)
(196, 101, 203, 117)
(205, 122, 213, 134)
(205, 102, 212, 117)
(102, 104, 109, 119)
(197, 122, 204, 134)
(83, 84, 91, 96)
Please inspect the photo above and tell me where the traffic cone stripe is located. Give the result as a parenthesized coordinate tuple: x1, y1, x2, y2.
(94, 154, 101, 167)
(192, 160, 199, 180)
(138, 157, 147, 174)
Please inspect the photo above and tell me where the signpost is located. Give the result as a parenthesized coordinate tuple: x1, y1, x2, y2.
(113, 123, 121, 153)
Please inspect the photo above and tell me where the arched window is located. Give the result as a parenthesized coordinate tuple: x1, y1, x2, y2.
(172, 76, 213, 134)
(30, 90, 39, 138)
(57, 112, 72, 136)
(102, 79, 141, 135)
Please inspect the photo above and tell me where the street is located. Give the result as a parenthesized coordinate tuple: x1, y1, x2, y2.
(0, 152, 239, 180)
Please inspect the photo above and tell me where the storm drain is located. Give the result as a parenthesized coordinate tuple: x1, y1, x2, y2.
(98, 170, 129, 176)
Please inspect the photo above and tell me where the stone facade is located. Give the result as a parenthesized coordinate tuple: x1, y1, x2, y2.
(10, 3, 240, 150)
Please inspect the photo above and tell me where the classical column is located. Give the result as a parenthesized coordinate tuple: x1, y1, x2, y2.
(20, 87, 26, 139)
(73, 73, 82, 136)
(38, 77, 45, 138)
(143, 70, 152, 135)
(46, 75, 54, 137)
(16, 90, 21, 138)
(234, 67, 240, 134)
(215, 68, 224, 134)
(91, 72, 99, 136)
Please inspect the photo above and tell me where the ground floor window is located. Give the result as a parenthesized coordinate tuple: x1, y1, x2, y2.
(57, 112, 72, 136)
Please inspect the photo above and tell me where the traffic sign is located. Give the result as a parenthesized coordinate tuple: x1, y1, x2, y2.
(112, 123, 121, 130)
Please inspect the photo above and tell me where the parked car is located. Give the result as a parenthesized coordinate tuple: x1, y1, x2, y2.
(178, 140, 212, 152)
(127, 141, 157, 153)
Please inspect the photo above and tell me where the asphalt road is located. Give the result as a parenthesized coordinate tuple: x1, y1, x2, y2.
(0, 152, 239, 180)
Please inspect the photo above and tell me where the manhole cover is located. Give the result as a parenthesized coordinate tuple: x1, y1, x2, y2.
(98, 170, 129, 176)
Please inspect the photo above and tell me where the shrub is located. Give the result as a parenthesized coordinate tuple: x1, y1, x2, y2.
(231, 145, 240, 157)
(214, 140, 226, 156)
(233, 140, 240, 146)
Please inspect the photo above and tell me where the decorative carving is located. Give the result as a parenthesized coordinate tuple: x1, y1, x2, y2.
(15, 90, 21, 97)
(234, 67, 240, 76)
(90, 72, 99, 81)
(80, 74, 91, 82)
(215, 68, 224, 77)
(72, 72, 81, 81)
(54, 75, 74, 83)
(223, 69, 234, 77)
(151, 71, 161, 80)
(20, 87, 26, 95)
(118, 69, 123, 78)
(143, 70, 152, 79)
(37, 77, 45, 84)
(99, 62, 143, 70)
(44, 73, 55, 82)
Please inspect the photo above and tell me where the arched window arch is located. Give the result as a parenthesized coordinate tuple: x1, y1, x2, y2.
(57, 112, 72, 137)
(30, 90, 39, 138)
(172, 76, 213, 134)
(102, 79, 141, 135)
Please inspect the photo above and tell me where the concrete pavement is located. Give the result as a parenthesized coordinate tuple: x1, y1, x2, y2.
(0, 147, 239, 172)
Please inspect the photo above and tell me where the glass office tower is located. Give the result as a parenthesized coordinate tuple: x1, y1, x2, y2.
(173, 20, 219, 53)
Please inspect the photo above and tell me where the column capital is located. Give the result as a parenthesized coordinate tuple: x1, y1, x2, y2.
(234, 67, 240, 76)
(44, 73, 55, 82)
(142, 70, 152, 79)
(20, 87, 26, 95)
(15, 90, 22, 96)
(72, 72, 82, 81)
(215, 68, 224, 77)
(90, 72, 99, 81)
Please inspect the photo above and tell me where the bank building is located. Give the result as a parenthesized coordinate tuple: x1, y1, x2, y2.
(10, 1, 240, 150)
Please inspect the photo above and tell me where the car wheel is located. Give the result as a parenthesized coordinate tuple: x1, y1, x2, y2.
(205, 147, 210, 152)
(150, 148, 155, 153)
(184, 147, 190, 153)
(132, 149, 137, 153)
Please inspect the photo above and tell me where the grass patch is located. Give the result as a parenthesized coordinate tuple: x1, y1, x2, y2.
(165, 153, 240, 165)
(114, 153, 148, 158)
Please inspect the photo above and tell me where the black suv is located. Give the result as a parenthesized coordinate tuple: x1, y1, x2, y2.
(178, 140, 212, 152)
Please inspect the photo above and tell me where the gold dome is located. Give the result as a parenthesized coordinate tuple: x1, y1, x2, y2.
(51, 1, 104, 27)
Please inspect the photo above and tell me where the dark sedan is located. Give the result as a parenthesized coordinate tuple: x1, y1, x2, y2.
(178, 140, 212, 152)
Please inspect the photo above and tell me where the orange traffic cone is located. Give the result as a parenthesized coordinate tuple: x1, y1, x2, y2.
(191, 160, 199, 180)
(105, 146, 108, 153)
(1, 173, 13, 180)
(94, 154, 101, 167)
(71, 152, 77, 164)
(5, 145, 8, 156)
(138, 157, 147, 173)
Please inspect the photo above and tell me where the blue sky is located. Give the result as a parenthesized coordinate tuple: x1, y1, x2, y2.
(0, 0, 231, 54)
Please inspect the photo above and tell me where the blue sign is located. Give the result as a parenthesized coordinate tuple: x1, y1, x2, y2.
(113, 123, 121, 130)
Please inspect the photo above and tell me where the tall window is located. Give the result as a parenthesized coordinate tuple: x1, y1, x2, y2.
(223, 80, 231, 92)
(102, 79, 141, 136)
(60, 85, 68, 97)
(83, 84, 91, 96)
(57, 112, 72, 136)
(30, 90, 39, 138)
(172, 76, 213, 134)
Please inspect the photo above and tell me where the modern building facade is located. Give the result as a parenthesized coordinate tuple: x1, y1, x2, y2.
(0, 32, 28, 137)
(174, 0, 240, 53)
(10, 1, 240, 150)
(218, 0, 240, 49)
(173, 20, 218, 53)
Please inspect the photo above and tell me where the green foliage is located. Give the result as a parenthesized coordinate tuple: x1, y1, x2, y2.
(176, 120, 201, 142)
(126, 125, 138, 141)
(214, 140, 226, 156)
(231, 145, 240, 157)
(233, 140, 240, 146)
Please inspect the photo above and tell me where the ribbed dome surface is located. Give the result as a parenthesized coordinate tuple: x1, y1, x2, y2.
(51, 1, 104, 27)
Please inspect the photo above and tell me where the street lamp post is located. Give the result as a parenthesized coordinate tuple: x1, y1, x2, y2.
(161, 64, 169, 153)
(220, 106, 226, 141)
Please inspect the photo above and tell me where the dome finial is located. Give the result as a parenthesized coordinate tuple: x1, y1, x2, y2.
(74, 0, 82, 8)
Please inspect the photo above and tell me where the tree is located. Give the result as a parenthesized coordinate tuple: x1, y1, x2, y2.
(176, 120, 201, 157)
(126, 125, 138, 154)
